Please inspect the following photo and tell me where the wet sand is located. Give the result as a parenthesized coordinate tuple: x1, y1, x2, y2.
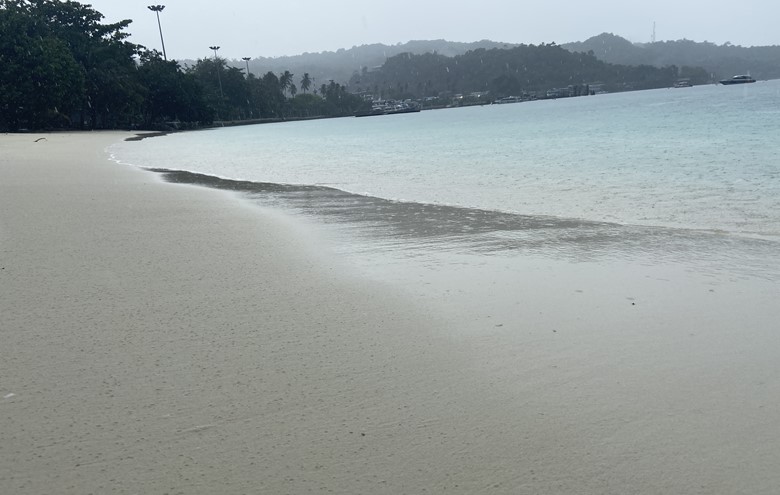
(2, 132, 780, 494)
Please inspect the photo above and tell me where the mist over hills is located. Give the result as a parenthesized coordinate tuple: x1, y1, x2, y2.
(206, 34, 779, 86)
(193, 40, 519, 85)
(563, 33, 780, 81)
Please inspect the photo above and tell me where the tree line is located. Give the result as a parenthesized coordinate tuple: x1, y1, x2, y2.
(229, 39, 523, 94)
(0, 0, 367, 132)
(2, 1, 721, 132)
(564, 33, 780, 81)
(349, 43, 709, 101)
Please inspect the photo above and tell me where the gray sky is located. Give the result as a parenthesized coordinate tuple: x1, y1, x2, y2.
(87, 0, 778, 60)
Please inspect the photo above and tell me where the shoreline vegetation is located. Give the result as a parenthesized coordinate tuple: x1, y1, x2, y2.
(5, 0, 774, 133)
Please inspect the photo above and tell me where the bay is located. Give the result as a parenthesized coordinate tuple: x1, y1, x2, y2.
(110, 80, 780, 282)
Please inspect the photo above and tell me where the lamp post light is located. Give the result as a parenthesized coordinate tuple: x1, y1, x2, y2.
(147, 5, 167, 61)
(209, 45, 224, 99)
(242, 57, 251, 78)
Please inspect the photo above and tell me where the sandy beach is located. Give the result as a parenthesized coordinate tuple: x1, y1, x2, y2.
(2, 132, 780, 494)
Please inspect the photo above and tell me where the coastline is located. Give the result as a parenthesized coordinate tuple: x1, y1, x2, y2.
(0, 132, 555, 493)
(2, 132, 780, 494)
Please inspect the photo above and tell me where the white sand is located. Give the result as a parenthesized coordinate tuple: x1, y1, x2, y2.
(2, 132, 779, 494)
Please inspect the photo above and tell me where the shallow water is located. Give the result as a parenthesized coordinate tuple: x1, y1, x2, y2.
(112, 80, 780, 236)
(111, 81, 780, 283)
(149, 168, 780, 283)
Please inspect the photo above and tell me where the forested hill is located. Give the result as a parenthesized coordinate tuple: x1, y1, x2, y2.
(348, 44, 708, 100)
(563, 33, 780, 80)
(216, 40, 519, 87)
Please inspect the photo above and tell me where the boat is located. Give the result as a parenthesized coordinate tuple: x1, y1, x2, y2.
(354, 107, 385, 117)
(673, 79, 692, 88)
(355, 100, 421, 117)
(494, 96, 525, 104)
(719, 75, 756, 85)
(385, 101, 421, 115)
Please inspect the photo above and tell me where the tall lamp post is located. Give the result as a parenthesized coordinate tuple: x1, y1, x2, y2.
(147, 5, 167, 61)
(241, 57, 253, 118)
(209, 45, 224, 99)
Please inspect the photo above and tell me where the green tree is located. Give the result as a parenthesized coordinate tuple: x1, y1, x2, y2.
(300, 73, 311, 93)
(279, 70, 293, 97)
(0, 0, 143, 130)
(0, 2, 85, 130)
(136, 51, 212, 128)
(319, 80, 368, 116)
(289, 93, 323, 118)
(249, 71, 285, 118)
(189, 57, 233, 118)
(33, 0, 142, 128)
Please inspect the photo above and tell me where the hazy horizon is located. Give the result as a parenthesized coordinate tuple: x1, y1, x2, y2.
(87, 0, 778, 60)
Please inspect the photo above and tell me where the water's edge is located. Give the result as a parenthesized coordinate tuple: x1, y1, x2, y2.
(150, 167, 780, 282)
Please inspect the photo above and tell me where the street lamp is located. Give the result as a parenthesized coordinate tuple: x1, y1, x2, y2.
(209, 45, 224, 99)
(147, 5, 167, 61)
(241, 57, 253, 118)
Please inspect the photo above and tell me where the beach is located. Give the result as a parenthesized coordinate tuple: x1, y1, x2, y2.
(2, 132, 780, 494)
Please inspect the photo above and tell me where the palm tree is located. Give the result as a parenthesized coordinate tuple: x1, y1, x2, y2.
(300, 73, 311, 94)
(279, 70, 293, 97)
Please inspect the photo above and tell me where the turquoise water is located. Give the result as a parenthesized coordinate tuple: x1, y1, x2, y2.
(110, 80, 780, 280)
(112, 80, 780, 237)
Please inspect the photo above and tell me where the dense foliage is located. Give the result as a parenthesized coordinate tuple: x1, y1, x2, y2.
(232, 39, 522, 91)
(350, 44, 700, 100)
(0, 0, 366, 131)
(1, 0, 139, 130)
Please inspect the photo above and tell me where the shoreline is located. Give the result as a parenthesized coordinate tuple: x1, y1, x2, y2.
(146, 165, 780, 245)
(0, 132, 556, 493)
(3, 132, 780, 494)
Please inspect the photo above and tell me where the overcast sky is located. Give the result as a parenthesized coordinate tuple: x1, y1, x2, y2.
(86, 0, 778, 60)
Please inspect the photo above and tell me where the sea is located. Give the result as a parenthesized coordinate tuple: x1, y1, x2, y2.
(109, 80, 780, 286)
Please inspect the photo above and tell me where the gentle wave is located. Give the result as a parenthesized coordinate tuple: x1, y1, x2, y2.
(149, 168, 780, 281)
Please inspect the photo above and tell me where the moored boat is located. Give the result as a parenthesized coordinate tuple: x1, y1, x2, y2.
(355, 100, 421, 117)
(719, 75, 756, 85)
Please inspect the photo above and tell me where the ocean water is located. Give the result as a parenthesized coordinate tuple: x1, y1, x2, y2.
(109, 80, 780, 281)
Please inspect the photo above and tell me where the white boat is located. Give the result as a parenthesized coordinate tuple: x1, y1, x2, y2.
(719, 75, 756, 85)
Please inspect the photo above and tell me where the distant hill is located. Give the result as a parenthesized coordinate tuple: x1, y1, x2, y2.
(179, 34, 780, 90)
(563, 33, 780, 81)
(182, 40, 518, 87)
(350, 44, 704, 100)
